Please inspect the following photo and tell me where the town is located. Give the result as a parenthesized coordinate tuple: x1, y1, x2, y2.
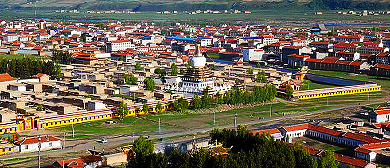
(0, 19, 389, 167)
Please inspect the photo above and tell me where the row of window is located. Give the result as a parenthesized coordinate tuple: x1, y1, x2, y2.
(42, 114, 112, 127)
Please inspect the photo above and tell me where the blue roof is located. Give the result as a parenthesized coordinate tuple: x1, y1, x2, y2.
(197, 36, 211, 39)
(141, 35, 152, 40)
(168, 36, 195, 42)
(244, 37, 261, 40)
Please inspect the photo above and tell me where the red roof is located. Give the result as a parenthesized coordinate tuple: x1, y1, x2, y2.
(375, 109, 390, 115)
(308, 124, 344, 137)
(254, 128, 281, 135)
(283, 123, 309, 132)
(336, 61, 352, 65)
(15, 136, 60, 145)
(321, 57, 340, 64)
(374, 64, 390, 70)
(305, 58, 322, 63)
(343, 132, 382, 144)
(349, 61, 364, 66)
(0, 73, 17, 82)
(311, 41, 330, 45)
(289, 54, 309, 58)
(335, 154, 373, 168)
(56, 155, 102, 168)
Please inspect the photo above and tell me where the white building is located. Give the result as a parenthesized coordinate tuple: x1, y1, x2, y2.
(15, 136, 62, 153)
(88, 101, 107, 111)
(106, 40, 135, 53)
(243, 48, 265, 62)
(369, 108, 390, 123)
(3, 35, 18, 42)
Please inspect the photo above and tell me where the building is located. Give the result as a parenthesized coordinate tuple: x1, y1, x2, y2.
(243, 48, 265, 62)
(106, 40, 134, 53)
(288, 54, 309, 68)
(369, 107, 390, 123)
(253, 128, 283, 141)
(14, 136, 62, 153)
(180, 40, 216, 93)
(53, 155, 103, 168)
(281, 46, 311, 63)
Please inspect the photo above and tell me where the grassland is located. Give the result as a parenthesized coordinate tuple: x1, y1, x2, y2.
(309, 70, 390, 89)
(300, 80, 334, 91)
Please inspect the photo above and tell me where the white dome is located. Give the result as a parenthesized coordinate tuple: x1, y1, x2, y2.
(190, 56, 206, 68)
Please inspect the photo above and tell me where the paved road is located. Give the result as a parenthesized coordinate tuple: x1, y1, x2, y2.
(2, 99, 388, 167)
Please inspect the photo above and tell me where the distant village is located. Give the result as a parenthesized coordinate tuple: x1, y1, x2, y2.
(0, 19, 390, 167)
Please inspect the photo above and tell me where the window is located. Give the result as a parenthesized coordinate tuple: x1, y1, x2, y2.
(25, 145, 28, 149)
(49, 142, 52, 147)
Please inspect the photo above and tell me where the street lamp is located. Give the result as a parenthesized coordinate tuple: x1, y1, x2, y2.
(38, 136, 41, 168)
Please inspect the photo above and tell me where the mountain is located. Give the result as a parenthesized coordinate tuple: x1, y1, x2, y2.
(2, 0, 390, 11)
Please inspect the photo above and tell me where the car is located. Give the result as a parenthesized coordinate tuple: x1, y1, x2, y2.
(98, 138, 108, 143)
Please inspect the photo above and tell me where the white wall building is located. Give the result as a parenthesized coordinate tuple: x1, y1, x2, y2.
(243, 48, 265, 62)
(15, 136, 62, 153)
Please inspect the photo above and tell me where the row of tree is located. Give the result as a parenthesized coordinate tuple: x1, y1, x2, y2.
(0, 58, 61, 79)
(128, 126, 338, 168)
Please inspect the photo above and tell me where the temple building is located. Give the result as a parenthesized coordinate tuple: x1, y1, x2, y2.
(167, 40, 231, 95)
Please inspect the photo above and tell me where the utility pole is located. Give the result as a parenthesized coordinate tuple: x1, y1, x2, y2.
(38, 136, 41, 168)
(327, 96, 329, 106)
(213, 111, 216, 126)
(72, 124, 75, 138)
(269, 103, 272, 118)
(63, 132, 66, 150)
(158, 118, 161, 134)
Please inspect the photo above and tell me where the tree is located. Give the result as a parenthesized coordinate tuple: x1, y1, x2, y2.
(248, 68, 254, 74)
(286, 84, 294, 99)
(173, 98, 188, 113)
(156, 102, 163, 113)
(116, 101, 129, 120)
(142, 103, 149, 114)
(171, 63, 178, 76)
(130, 136, 156, 167)
(318, 151, 338, 168)
(256, 70, 267, 83)
(192, 95, 202, 109)
(36, 104, 43, 111)
(124, 74, 138, 85)
(144, 78, 155, 91)
(256, 62, 262, 68)
(154, 67, 166, 77)
(135, 63, 142, 71)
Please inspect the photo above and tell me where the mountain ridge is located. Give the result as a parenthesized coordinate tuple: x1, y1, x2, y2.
(2, 0, 390, 11)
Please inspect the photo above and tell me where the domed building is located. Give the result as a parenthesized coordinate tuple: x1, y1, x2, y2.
(181, 40, 216, 94)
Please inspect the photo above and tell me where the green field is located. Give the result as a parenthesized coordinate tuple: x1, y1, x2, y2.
(4, 10, 390, 24)
(300, 80, 334, 91)
(309, 70, 390, 89)
(55, 92, 384, 136)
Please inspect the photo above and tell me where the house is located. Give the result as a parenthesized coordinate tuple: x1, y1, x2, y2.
(279, 123, 309, 143)
(336, 154, 377, 168)
(281, 46, 311, 63)
(14, 136, 62, 153)
(0, 73, 17, 91)
(253, 128, 283, 141)
(354, 142, 390, 162)
(0, 141, 15, 155)
(53, 155, 103, 168)
(33, 73, 50, 83)
(369, 107, 390, 123)
(243, 48, 265, 62)
(102, 153, 128, 166)
(288, 54, 309, 68)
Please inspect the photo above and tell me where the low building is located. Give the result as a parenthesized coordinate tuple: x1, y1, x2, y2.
(15, 136, 62, 153)
(253, 128, 283, 141)
(53, 155, 103, 168)
(369, 107, 390, 123)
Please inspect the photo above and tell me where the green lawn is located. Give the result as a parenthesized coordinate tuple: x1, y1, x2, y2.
(300, 80, 334, 91)
(310, 70, 390, 89)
